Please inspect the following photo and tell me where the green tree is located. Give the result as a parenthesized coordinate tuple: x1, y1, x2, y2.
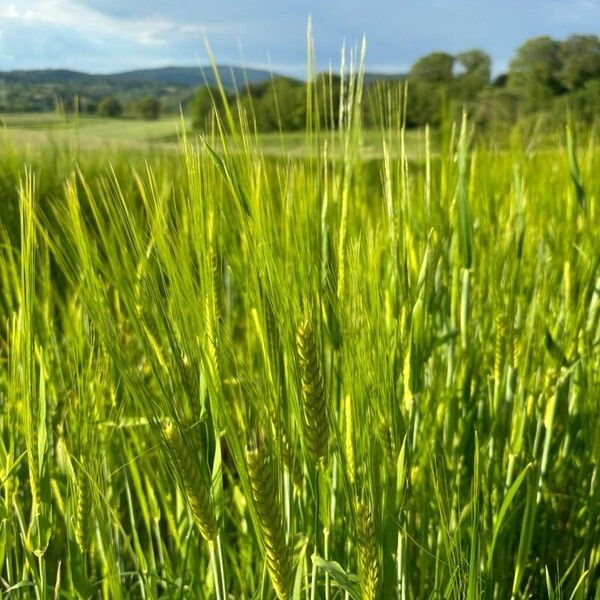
(455, 50, 491, 100)
(97, 96, 123, 118)
(508, 36, 563, 111)
(135, 96, 161, 120)
(559, 78, 600, 123)
(190, 86, 226, 131)
(407, 52, 455, 126)
(474, 88, 521, 130)
(410, 52, 455, 84)
(243, 77, 305, 132)
(558, 34, 600, 90)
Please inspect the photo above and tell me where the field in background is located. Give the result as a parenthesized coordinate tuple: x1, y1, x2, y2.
(0, 112, 429, 159)
(0, 113, 187, 151)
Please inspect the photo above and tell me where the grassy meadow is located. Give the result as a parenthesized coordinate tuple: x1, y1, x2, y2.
(0, 112, 428, 160)
(0, 113, 186, 152)
(0, 72, 599, 600)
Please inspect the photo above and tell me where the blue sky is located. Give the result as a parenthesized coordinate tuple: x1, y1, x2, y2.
(1, 1, 599, 75)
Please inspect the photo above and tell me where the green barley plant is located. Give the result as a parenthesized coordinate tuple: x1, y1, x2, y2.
(163, 420, 219, 543)
(355, 500, 380, 600)
(246, 444, 292, 600)
(296, 319, 329, 471)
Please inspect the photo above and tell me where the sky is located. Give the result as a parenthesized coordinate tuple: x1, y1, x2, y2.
(1, 0, 599, 76)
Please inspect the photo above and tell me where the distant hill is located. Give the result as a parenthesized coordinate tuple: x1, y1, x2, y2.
(0, 65, 407, 89)
(0, 65, 279, 91)
(1, 69, 94, 84)
(110, 66, 277, 89)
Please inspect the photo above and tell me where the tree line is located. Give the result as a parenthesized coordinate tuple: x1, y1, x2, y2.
(93, 95, 161, 120)
(190, 34, 600, 131)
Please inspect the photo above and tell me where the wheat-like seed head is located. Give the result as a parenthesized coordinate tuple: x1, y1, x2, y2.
(164, 421, 218, 541)
(210, 244, 223, 327)
(296, 319, 328, 470)
(494, 313, 506, 384)
(377, 419, 396, 472)
(246, 446, 291, 600)
(344, 395, 356, 483)
(355, 500, 379, 600)
(27, 429, 41, 515)
(204, 294, 221, 382)
(75, 459, 92, 553)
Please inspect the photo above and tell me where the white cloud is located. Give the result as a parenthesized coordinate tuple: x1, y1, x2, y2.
(0, 4, 20, 18)
(0, 0, 212, 46)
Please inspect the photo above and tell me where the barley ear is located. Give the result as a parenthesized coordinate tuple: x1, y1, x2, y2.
(355, 500, 380, 600)
(75, 459, 92, 553)
(494, 313, 506, 384)
(296, 319, 328, 470)
(344, 396, 356, 483)
(27, 428, 41, 515)
(164, 421, 218, 542)
(377, 419, 397, 472)
(246, 446, 292, 600)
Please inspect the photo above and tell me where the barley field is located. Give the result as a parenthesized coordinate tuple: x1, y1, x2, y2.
(0, 73, 599, 600)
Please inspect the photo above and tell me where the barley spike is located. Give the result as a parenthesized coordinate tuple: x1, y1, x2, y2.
(296, 319, 328, 469)
(75, 459, 92, 553)
(246, 446, 292, 600)
(356, 500, 379, 600)
(164, 421, 218, 541)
